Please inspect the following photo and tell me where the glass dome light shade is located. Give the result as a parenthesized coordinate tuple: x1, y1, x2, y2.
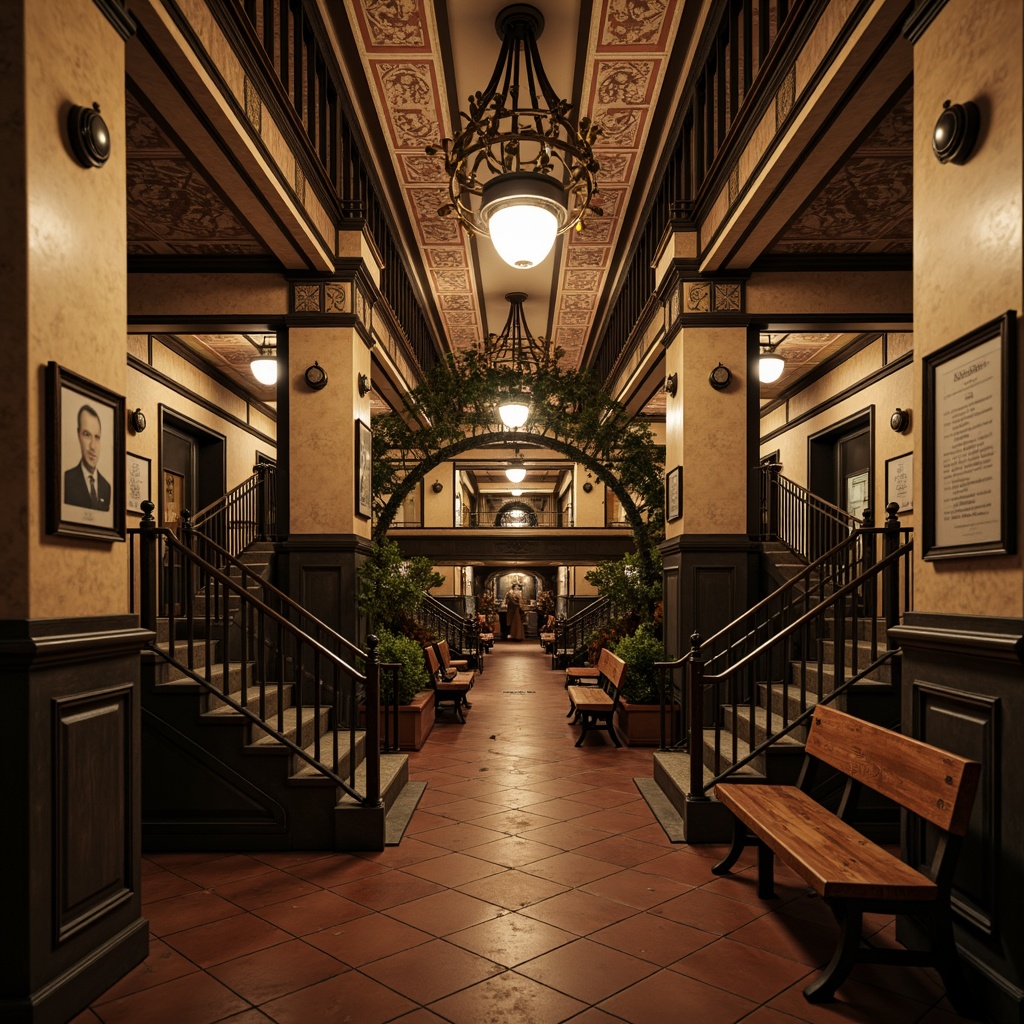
(505, 463, 527, 484)
(759, 354, 785, 384)
(498, 399, 530, 428)
(251, 356, 278, 385)
(480, 174, 567, 269)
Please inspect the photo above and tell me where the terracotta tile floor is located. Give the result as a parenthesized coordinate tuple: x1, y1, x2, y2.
(81, 642, 977, 1023)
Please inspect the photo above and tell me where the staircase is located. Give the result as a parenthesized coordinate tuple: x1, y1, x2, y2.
(550, 597, 613, 668)
(132, 485, 408, 852)
(652, 497, 912, 843)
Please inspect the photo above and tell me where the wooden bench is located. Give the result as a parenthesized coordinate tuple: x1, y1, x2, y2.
(565, 649, 627, 747)
(424, 643, 473, 723)
(712, 704, 981, 1012)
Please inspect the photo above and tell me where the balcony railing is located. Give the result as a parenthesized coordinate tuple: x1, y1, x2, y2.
(458, 510, 572, 529)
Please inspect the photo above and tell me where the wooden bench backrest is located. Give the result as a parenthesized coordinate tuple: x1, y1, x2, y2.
(598, 648, 627, 696)
(423, 643, 442, 683)
(437, 638, 455, 668)
(806, 705, 981, 836)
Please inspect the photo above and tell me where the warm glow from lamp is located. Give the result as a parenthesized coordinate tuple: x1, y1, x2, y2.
(759, 353, 785, 383)
(498, 399, 530, 428)
(510, 489, 523, 496)
(486, 201, 560, 269)
(505, 455, 527, 483)
(251, 354, 278, 385)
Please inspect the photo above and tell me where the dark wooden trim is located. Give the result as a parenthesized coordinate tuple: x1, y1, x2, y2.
(128, 255, 285, 275)
(890, 614, 1024, 663)
(128, 353, 277, 446)
(93, 0, 136, 38)
(0, 616, 151, 665)
(759, 350, 912, 443)
(903, 0, 951, 43)
(280, 534, 373, 553)
(752, 253, 913, 273)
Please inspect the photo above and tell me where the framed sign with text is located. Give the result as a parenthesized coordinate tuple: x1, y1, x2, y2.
(922, 311, 1017, 559)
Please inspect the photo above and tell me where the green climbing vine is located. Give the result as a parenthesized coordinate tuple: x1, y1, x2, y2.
(370, 347, 665, 580)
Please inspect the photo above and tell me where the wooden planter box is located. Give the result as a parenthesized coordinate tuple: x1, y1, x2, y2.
(615, 699, 668, 746)
(363, 689, 435, 751)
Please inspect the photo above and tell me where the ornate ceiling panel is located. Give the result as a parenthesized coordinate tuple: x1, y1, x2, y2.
(125, 92, 269, 258)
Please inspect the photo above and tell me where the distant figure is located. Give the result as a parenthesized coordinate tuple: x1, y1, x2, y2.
(64, 404, 111, 510)
(504, 584, 525, 641)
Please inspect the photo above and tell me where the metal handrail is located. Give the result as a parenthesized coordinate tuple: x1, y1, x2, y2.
(190, 464, 278, 558)
(130, 502, 380, 806)
(551, 597, 613, 667)
(413, 594, 482, 671)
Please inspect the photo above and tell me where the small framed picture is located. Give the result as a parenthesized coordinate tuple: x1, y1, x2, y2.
(666, 466, 683, 522)
(885, 452, 913, 514)
(356, 419, 372, 518)
(126, 452, 151, 515)
(46, 362, 125, 541)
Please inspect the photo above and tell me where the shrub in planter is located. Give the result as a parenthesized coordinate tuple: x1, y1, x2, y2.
(612, 622, 665, 705)
(376, 628, 430, 704)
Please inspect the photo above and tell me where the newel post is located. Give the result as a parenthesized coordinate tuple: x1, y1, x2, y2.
(882, 501, 901, 634)
(687, 632, 708, 800)
(138, 499, 158, 632)
(364, 634, 382, 807)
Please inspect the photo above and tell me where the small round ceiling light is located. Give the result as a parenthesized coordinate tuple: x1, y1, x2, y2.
(759, 343, 785, 384)
(250, 336, 278, 386)
(505, 449, 527, 483)
(932, 100, 980, 165)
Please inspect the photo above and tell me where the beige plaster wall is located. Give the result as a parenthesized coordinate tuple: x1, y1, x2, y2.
(288, 326, 371, 536)
(126, 338, 277, 503)
(760, 347, 914, 529)
(2, 0, 129, 619)
(423, 464, 453, 528)
(677, 326, 749, 535)
(914, 0, 1023, 616)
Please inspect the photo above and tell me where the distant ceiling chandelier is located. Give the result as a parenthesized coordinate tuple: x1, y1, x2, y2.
(250, 335, 278, 386)
(759, 341, 785, 384)
(426, 4, 603, 269)
(484, 292, 553, 428)
(505, 447, 527, 483)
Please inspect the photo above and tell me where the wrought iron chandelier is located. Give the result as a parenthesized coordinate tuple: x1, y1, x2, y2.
(483, 292, 554, 427)
(427, 4, 603, 269)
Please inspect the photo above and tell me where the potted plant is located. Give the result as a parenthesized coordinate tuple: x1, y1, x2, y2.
(358, 539, 446, 749)
(374, 628, 435, 750)
(611, 622, 667, 746)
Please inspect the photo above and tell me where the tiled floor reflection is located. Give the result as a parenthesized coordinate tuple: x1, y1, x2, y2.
(81, 642, 977, 1023)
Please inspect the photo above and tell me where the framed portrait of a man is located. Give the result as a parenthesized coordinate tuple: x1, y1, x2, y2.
(46, 362, 126, 541)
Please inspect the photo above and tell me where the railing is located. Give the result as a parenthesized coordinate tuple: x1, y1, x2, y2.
(758, 463, 864, 564)
(459, 510, 572, 529)
(658, 504, 911, 800)
(412, 594, 483, 672)
(130, 501, 380, 806)
(190, 464, 278, 560)
(233, 0, 438, 374)
(551, 597, 613, 667)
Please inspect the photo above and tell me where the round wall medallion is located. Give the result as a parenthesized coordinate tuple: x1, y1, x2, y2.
(932, 100, 980, 165)
(304, 361, 328, 390)
(890, 408, 910, 433)
(582, 481, 594, 493)
(708, 363, 732, 390)
(128, 408, 147, 433)
(68, 103, 111, 168)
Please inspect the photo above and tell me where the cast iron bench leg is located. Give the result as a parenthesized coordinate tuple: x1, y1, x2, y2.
(804, 901, 861, 1003)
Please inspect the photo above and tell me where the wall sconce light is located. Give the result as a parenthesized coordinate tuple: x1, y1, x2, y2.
(128, 408, 147, 433)
(358, 373, 371, 396)
(304, 361, 328, 390)
(890, 408, 911, 433)
(582, 481, 594, 493)
(708, 363, 732, 390)
(932, 100, 980, 165)
(68, 102, 111, 168)
(431, 481, 444, 493)
(664, 373, 677, 397)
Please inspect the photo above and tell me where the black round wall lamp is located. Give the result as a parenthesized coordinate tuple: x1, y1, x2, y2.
(68, 103, 111, 168)
(708, 363, 732, 390)
(664, 373, 678, 397)
(357, 372, 372, 397)
(932, 100, 980, 165)
(582, 481, 594, 493)
(128, 408, 147, 434)
(304, 361, 328, 390)
(431, 481, 444, 493)
(890, 408, 911, 433)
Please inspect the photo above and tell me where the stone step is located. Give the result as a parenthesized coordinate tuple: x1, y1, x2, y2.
(702, 724, 803, 780)
(247, 705, 333, 752)
(291, 730, 368, 783)
(790, 656, 893, 687)
(722, 703, 811, 747)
